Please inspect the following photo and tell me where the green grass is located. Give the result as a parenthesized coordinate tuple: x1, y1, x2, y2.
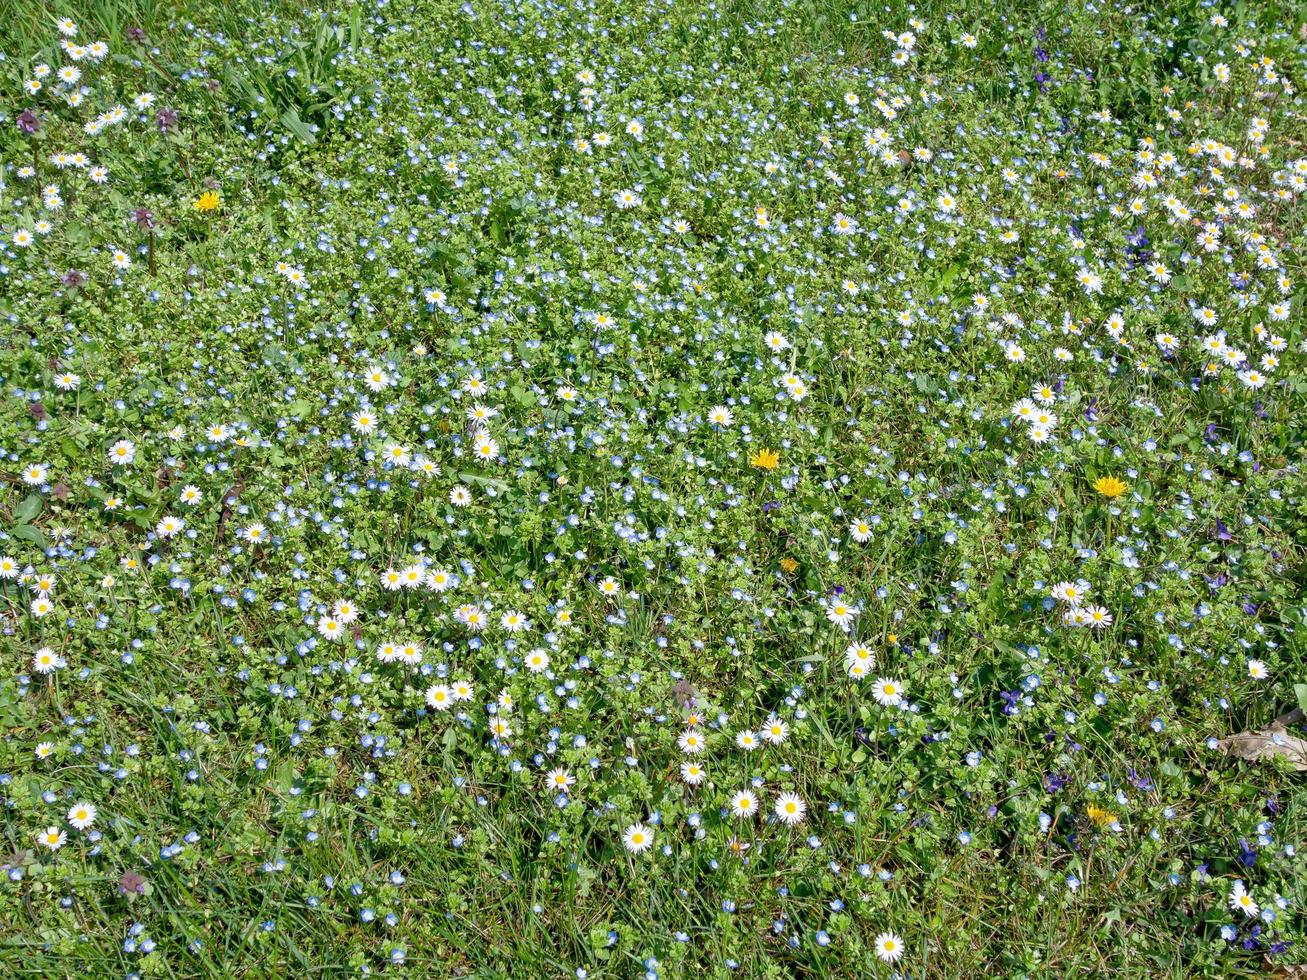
(0, 0, 1305, 976)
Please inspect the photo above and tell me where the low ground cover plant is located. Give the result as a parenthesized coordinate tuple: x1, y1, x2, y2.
(0, 0, 1305, 975)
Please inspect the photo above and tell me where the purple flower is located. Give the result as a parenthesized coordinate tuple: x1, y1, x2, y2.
(127, 26, 146, 43)
(17, 109, 40, 134)
(1238, 839, 1256, 868)
(118, 870, 148, 895)
(1211, 520, 1232, 542)
(133, 208, 156, 230)
(157, 108, 180, 134)
(1083, 397, 1099, 422)
(61, 269, 87, 287)
(1128, 768, 1153, 791)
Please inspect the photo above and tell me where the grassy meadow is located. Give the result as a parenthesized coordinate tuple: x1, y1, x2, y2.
(1, 0, 1306, 975)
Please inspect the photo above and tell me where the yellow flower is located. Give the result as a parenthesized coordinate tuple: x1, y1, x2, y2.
(1093, 475, 1128, 499)
(885, 633, 898, 647)
(193, 190, 221, 213)
(779, 557, 798, 575)
(749, 448, 779, 471)
(1087, 804, 1117, 828)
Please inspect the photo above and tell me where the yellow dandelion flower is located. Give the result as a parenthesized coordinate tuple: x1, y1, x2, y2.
(193, 190, 222, 213)
(1087, 804, 1117, 828)
(749, 448, 780, 471)
(1093, 475, 1128, 499)
(779, 557, 798, 574)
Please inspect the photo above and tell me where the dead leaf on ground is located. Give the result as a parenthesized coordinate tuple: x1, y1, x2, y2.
(1217, 709, 1307, 772)
(672, 679, 697, 709)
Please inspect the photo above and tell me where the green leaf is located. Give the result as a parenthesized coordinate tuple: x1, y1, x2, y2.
(63, 222, 92, 246)
(11, 524, 48, 549)
(0, 680, 29, 728)
(458, 471, 508, 493)
(937, 263, 961, 293)
(13, 493, 42, 524)
(276, 760, 296, 793)
(126, 510, 154, 530)
(279, 108, 317, 144)
(1295, 684, 1307, 715)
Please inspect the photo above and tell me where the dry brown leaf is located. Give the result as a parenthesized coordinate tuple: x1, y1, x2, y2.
(1217, 710, 1307, 772)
